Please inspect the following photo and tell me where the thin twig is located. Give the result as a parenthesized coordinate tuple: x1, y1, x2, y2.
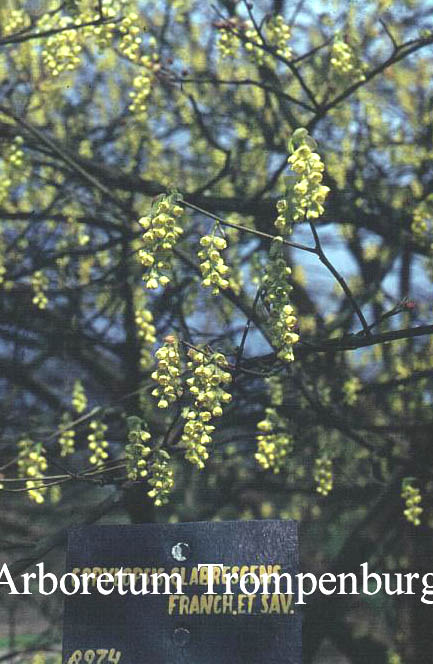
(234, 286, 262, 374)
(309, 221, 370, 335)
(182, 199, 317, 253)
(379, 18, 399, 51)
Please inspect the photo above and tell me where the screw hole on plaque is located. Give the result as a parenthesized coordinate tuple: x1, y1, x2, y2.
(171, 542, 191, 561)
(173, 627, 191, 647)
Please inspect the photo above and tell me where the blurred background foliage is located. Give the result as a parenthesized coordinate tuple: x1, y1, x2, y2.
(1, 0, 433, 661)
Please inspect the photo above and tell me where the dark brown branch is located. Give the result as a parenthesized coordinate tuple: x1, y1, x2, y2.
(0, 105, 129, 214)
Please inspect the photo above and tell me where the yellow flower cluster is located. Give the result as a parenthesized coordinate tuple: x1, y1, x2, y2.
(88, 420, 109, 465)
(2, 9, 30, 36)
(216, 15, 291, 63)
(255, 407, 292, 473)
(58, 413, 75, 457)
(239, 14, 293, 64)
(265, 375, 284, 406)
(276, 303, 299, 362)
(151, 336, 183, 408)
(180, 349, 232, 469)
(129, 53, 160, 119)
(401, 480, 423, 526)
(32, 653, 46, 664)
(411, 195, 433, 241)
(6, 136, 25, 167)
(65, 214, 90, 248)
(17, 439, 47, 504)
(285, 128, 330, 223)
(0, 173, 11, 206)
(0, 136, 28, 206)
(83, 6, 117, 50)
(138, 196, 184, 290)
(266, 15, 292, 60)
(387, 651, 402, 664)
(50, 484, 62, 504)
(342, 376, 361, 405)
(119, 12, 143, 63)
(125, 426, 152, 480)
(135, 306, 156, 370)
(31, 271, 49, 309)
(198, 234, 231, 295)
(244, 22, 265, 65)
(314, 457, 333, 495)
(274, 197, 294, 236)
(330, 39, 366, 81)
(136, 308, 156, 343)
(72, 379, 87, 413)
(129, 71, 153, 118)
(124, 417, 173, 505)
(147, 449, 174, 506)
(171, 0, 191, 19)
(217, 23, 240, 58)
(263, 241, 299, 362)
(41, 16, 83, 77)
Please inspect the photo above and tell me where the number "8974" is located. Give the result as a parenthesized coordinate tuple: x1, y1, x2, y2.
(66, 649, 121, 663)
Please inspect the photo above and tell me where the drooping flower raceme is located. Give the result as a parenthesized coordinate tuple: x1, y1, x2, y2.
(139, 196, 184, 290)
(87, 420, 109, 466)
(151, 335, 183, 408)
(135, 306, 156, 370)
(266, 14, 292, 59)
(147, 449, 174, 506)
(125, 417, 174, 506)
(136, 308, 156, 343)
(118, 11, 144, 63)
(125, 424, 152, 480)
(262, 239, 299, 363)
(129, 52, 160, 121)
(401, 479, 423, 526)
(31, 271, 49, 310)
(277, 128, 330, 231)
(314, 457, 333, 495)
(180, 349, 232, 469)
(411, 195, 433, 243)
(330, 38, 366, 82)
(72, 379, 87, 413)
(342, 376, 361, 405)
(1, 136, 28, 206)
(198, 234, 231, 295)
(6, 136, 25, 168)
(216, 17, 241, 58)
(58, 413, 75, 457)
(255, 407, 293, 473)
(17, 439, 48, 504)
(265, 375, 284, 407)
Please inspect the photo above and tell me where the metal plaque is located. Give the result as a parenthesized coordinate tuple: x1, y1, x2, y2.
(62, 520, 301, 664)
